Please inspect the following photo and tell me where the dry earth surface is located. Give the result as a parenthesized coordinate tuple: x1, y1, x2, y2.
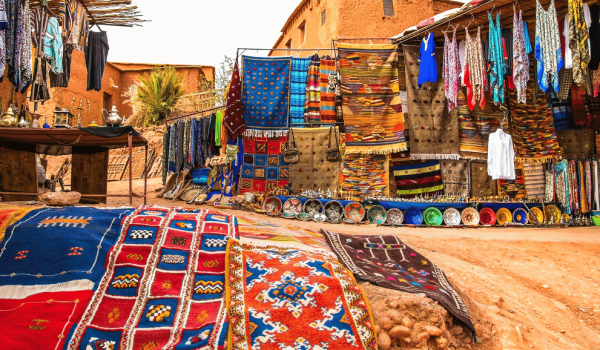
(5, 176, 600, 350)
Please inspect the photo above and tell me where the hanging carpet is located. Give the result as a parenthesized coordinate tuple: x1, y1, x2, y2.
(341, 152, 388, 196)
(290, 57, 310, 126)
(403, 44, 459, 160)
(458, 89, 502, 160)
(320, 58, 337, 123)
(441, 160, 470, 198)
(67, 207, 237, 350)
(225, 239, 377, 350)
(320, 230, 474, 331)
(338, 43, 407, 154)
(239, 135, 289, 194)
(288, 127, 340, 193)
(557, 128, 595, 155)
(498, 162, 526, 198)
(523, 163, 546, 200)
(470, 161, 498, 198)
(241, 56, 291, 137)
(392, 160, 443, 198)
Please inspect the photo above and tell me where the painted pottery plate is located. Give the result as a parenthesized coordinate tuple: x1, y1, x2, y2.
(343, 217, 356, 224)
(367, 205, 387, 224)
(328, 216, 342, 224)
(263, 196, 283, 214)
(528, 207, 545, 225)
(423, 207, 443, 226)
(324, 201, 344, 221)
(304, 199, 324, 217)
(386, 208, 404, 225)
(544, 204, 561, 223)
(512, 208, 529, 225)
(443, 208, 461, 226)
(283, 197, 303, 215)
(281, 212, 297, 219)
(297, 213, 312, 221)
(496, 208, 512, 226)
(313, 213, 327, 222)
(562, 213, 570, 223)
(461, 207, 480, 225)
(404, 208, 423, 225)
(180, 185, 203, 202)
(479, 207, 497, 226)
(344, 202, 365, 223)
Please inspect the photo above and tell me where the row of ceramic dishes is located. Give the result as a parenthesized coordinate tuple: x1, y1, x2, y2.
(262, 196, 563, 226)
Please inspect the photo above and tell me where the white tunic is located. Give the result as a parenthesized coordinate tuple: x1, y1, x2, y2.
(487, 129, 516, 180)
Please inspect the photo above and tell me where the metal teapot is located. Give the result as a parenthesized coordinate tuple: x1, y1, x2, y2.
(1, 106, 17, 127)
(101, 104, 125, 127)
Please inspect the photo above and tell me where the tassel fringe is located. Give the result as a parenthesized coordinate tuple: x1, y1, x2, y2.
(345, 143, 408, 155)
(243, 129, 289, 138)
(0, 279, 94, 299)
(410, 153, 461, 160)
(515, 156, 554, 163)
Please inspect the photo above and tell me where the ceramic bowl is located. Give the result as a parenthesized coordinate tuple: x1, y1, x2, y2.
(386, 208, 404, 225)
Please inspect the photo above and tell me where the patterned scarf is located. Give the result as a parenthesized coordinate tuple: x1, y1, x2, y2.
(162, 128, 169, 184)
(304, 54, 321, 123)
(513, 7, 529, 104)
(555, 159, 570, 214)
(319, 57, 336, 123)
(488, 13, 505, 105)
(168, 124, 176, 172)
(585, 160, 592, 213)
(569, 0, 592, 90)
(466, 26, 486, 109)
(176, 120, 184, 173)
(224, 59, 246, 139)
(195, 118, 204, 167)
(443, 27, 461, 110)
(535, 0, 563, 93)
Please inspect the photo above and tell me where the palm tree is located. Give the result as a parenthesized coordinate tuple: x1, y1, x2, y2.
(137, 66, 185, 126)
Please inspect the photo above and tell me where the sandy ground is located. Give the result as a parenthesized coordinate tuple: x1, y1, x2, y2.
(7, 177, 600, 349)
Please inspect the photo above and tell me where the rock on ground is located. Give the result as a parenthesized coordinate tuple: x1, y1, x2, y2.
(40, 191, 81, 206)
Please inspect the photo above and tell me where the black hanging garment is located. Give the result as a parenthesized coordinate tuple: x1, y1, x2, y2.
(84, 31, 109, 91)
(50, 44, 75, 87)
(589, 5, 600, 70)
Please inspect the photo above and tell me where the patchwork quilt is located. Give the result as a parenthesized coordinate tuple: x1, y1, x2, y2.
(240, 135, 290, 193)
(67, 207, 238, 350)
(225, 240, 377, 350)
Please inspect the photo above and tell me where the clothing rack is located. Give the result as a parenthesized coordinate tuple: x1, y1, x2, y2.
(238, 47, 335, 57)
(79, 0, 103, 32)
(164, 105, 225, 125)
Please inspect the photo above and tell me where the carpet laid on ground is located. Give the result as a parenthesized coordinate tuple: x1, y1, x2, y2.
(237, 215, 329, 249)
(225, 239, 377, 350)
(320, 230, 474, 331)
(0, 204, 36, 242)
(67, 207, 238, 350)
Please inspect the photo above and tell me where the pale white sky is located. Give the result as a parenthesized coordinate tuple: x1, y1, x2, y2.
(103, 1, 299, 70)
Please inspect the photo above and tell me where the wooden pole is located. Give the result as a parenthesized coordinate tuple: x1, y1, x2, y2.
(128, 133, 133, 206)
(144, 144, 148, 205)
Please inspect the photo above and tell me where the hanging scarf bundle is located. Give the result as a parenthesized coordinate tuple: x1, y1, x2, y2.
(465, 26, 486, 109)
(162, 129, 169, 185)
(535, 0, 563, 92)
(568, 0, 592, 94)
(585, 159, 592, 213)
(513, 7, 529, 104)
(443, 26, 461, 110)
(304, 54, 321, 124)
(195, 118, 204, 166)
(555, 159, 571, 214)
(488, 13, 505, 105)
(168, 123, 176, 172)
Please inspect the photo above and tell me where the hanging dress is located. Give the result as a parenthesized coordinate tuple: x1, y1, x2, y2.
(513, 7, 529, 104)
(465, 26, 486, 110)
(418, 32, 437, 85)
(568, 0, 592, 94)
(488, 13, 505, 105)
(535, 0, 563, 93)
(443, 27, 460, 110)
(555, 160, 570, 214)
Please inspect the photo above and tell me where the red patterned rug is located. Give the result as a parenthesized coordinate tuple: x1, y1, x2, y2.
(225, 240, 377, 350)
(67, 207, 238, 350)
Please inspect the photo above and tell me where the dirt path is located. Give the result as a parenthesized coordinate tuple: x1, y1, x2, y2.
(9, 178, 600, 349)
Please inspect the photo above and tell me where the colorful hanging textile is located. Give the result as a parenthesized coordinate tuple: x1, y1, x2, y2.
(545, 161, 555, 202)
(290, 57, 310, 126)
(418, 33, 438, 85)
(5, 0, 33, 92)
(239, 135, 289, 194)
(341, 153, 388, 196)
(488, 13, 505, 105)
(241, 56, 291, 137)
(338, 43, 406, 154)
(585, 160, 592, 213)
(393, 160, 443, 198)
(535, 0, 563, 92)
(571, 84, 588, 126)
(320, 58, 337, 123)
(513, 7, 530, 104)
(320, 230, 475, 331)
(470, 161, 498, 197)
(523, 163, 546, 199)
(555, 159, 570, 214)
(67, 207, 236, 350)
(466, 26, 486, 109)
(304, 54, 321, 124)
(441, 160, 470, 198)
(557, 128, 595, 155)
(443, 26, 461, 110)
(224, 59, 246, 139)
(288, 127, 340, 193)
(0, 207, 132, 298)
(225, 239, 377, 350)
(584, 94, 600, 129)
(568, 0, 592, 89)
(404, 44, 459, 159)
(0, 290, 92, 349)
(507, 61, 561, 162)
(548, 89, 575, 130)
(498, 162, 526, 198)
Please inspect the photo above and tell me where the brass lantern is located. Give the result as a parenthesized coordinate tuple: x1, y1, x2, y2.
(53, 107, 74, 128)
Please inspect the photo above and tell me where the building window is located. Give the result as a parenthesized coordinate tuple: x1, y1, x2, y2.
(383, 0, 394, 17)
(298, 21, 306, 46)
(285, 39, 292, 55)
(321, 9, 326, 26)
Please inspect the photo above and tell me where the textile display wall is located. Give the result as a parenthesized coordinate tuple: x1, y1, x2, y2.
(241, 56, 291, 137)
(403, 45, 460, 160)
(239, 135, 289, 194)
(338, 43, 407, 154)
(441, 160, 470, 198)
(392, 160, 443, 198)
(557, 128, 596, 155)
(288, 127, 340, 192)
(340, 153, 388, 196)
(470, 161, 498, 197)
(458, 89, 502, 159)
